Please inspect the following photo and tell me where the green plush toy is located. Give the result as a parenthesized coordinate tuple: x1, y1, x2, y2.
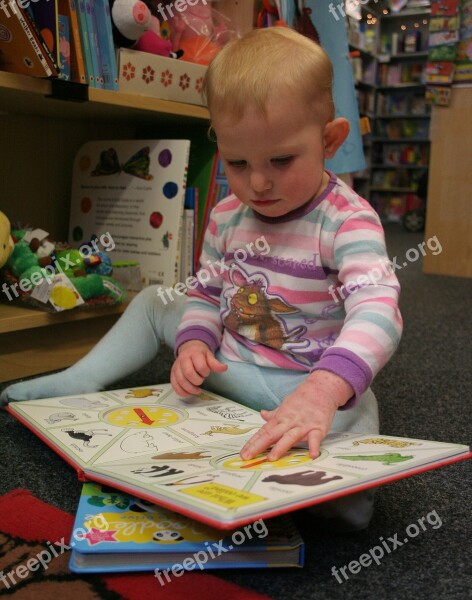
(1, 226, 125, 310)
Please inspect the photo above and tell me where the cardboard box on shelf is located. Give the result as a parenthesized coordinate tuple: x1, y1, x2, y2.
(118, 49, 207, 106)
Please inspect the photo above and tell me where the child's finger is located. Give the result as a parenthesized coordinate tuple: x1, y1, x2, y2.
(206, 352, 228, 373)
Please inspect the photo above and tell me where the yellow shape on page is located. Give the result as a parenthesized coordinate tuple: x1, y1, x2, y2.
(180, 482, 266, 508)
(50, 285, 79, 310)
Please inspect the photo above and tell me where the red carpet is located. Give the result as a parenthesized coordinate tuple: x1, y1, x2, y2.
(0, 489, 272, 600)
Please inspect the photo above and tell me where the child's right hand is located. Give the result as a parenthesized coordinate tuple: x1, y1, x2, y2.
(171, 340, 228, 397)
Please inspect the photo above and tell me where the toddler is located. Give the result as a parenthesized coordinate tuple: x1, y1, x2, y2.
(2, 27, 402, 529)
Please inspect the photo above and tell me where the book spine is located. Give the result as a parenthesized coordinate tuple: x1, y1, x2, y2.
(77, 0, 95, 86)
(85, 0, 104, 88)
(94, 0, 118, 91)
(66, 0, 87, 84)
(16, 9, 56, 77)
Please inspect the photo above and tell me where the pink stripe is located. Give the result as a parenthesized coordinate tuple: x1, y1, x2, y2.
(338, 219, 384, 234)
(268, 286, 335, 304)
(339, 330, 389, 364)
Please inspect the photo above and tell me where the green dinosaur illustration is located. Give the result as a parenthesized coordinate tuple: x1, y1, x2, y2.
(335, 452, 414, 465)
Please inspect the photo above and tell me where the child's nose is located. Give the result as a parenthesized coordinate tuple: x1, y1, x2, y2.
(250, 171, 272, 193)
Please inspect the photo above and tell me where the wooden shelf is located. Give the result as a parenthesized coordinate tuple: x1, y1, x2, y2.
(0, 295, 135, 334)
(0, 71, 210, 123)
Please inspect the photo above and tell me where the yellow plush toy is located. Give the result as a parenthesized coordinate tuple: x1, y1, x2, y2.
(0, 211, 14, 268)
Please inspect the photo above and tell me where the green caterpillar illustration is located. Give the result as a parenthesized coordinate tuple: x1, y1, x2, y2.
(352, 437, 420, 448)
(335, 453, 414, 465)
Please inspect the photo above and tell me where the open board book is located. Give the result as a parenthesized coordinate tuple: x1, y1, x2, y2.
(69, 482, 304, 573)
(7, 384, 471, 530)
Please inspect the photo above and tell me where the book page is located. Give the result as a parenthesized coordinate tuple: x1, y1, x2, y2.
(69, 140, 190, 286)
(8, 384, 470, 527)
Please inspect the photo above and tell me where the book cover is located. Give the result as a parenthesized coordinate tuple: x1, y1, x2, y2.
(0, 5, 59, 77)
(58, 0, 87, 84)
(69, 140, 190, 287)
(7, 383, 471, 530)
(69, 481, 304, 573)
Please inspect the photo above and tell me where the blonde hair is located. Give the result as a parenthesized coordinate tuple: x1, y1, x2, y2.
(203, 27, 335, 124)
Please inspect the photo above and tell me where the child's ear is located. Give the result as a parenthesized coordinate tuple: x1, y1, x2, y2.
(323, 118, 350, 158)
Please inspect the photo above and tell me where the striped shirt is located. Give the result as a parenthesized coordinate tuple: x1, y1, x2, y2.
(175, 173, 402, 406)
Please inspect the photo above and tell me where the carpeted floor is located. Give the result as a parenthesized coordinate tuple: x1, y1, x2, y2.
(0, 224, 471, 600)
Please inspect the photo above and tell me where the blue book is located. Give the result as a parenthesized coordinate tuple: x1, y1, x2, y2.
(76, 0, 94, 86)
(84, 0, 104, 88)
(69, 482, 304, 574)
(58, 14, 71, 80)
(93, 0, 118, 91)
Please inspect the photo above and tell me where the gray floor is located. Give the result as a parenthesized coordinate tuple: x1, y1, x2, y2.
(1, 224, 471, 600)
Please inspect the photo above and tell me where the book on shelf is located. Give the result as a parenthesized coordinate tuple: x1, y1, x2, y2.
(58, 0, 87, 84)
(93, 0, 119, 91)
(28, 0, 60, 66)
(69, 481, 304, 573)
(0, 4, 60, 78)
(57, 13, 71, 81)
(69, 139, 190, 288)
(6, 383, 471, 530)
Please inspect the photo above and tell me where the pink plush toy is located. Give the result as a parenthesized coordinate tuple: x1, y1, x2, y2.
(109, 0, 179, 58)
(166, 0, 232, 65)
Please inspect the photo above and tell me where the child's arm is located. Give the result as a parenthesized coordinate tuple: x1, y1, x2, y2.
(171, 340, 227, 397)
(240, 370, 353, 461)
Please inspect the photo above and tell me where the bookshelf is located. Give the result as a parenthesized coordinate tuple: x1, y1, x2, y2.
(0, 72, 210, 382)
(370, 5, 431, 224)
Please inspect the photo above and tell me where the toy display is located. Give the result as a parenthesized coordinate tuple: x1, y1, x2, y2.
(0, 222, 125, 312)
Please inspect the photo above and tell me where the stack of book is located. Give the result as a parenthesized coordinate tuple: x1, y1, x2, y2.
(0, 0, 118, 89)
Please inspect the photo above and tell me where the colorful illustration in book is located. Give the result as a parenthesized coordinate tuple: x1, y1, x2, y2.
(45, 412, 79, 424)
(91, 147, 154, 180)
(262, 471, 343, 487)
(102, 406, 184, 428)
(218, 449, 315, 471)
(335, 453, 414, 465)
(9, 384, 469, 526)
(202, 424, 259, 436)
(61, 428, 113, 448)
(352, 438, 421, 448)
(125, 388, 164, 399)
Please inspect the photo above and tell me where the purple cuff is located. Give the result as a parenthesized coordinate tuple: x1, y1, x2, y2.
(174, 327, 220, 357)
(311, 348, 372, 409)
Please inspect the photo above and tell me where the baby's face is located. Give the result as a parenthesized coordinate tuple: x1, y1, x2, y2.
(213, 96, 330, 219)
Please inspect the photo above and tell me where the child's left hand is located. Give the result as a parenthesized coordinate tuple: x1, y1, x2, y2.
(240, 370, 353, 461)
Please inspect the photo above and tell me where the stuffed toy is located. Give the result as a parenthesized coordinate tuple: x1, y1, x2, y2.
(109, 0, 181, 58)
(165, 0, 232, 65)
(1, 228, 124, 311)
(0, 211, 14, 269)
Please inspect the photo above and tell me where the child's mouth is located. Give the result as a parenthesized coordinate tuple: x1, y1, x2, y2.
(252, 199, 279, 207)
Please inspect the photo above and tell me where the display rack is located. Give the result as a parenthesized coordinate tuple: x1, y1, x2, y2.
(0, 72, 209, 381)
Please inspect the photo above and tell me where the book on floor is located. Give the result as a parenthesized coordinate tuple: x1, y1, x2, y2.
(7, 384, 471, 530)
(69, 481, 304, 573)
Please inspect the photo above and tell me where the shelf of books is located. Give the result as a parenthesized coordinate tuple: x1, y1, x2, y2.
(370, 2, 431, 223)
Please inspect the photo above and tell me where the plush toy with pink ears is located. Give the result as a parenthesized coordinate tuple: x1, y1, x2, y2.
(109, 0, 182, 58)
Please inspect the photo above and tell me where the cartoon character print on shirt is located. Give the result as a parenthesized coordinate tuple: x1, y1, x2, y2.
(222, 266, 309, 352)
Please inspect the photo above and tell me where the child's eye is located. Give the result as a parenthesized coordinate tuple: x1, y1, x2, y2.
(227, 160, 247, 169)
(271, 156, 294, 166)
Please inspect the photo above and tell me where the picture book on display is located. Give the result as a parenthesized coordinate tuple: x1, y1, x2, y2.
(7, 384, 471, 530)
(69, 140, 190, 287)
(69, 482, 304, 573)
